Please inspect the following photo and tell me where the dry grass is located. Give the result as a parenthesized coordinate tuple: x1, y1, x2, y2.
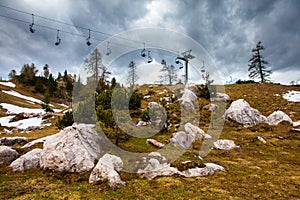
(0, 83, 300, 199)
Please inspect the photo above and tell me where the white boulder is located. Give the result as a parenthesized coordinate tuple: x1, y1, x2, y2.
(0, 146, 18, 164)
(184, 123, 211, 140)
(40, 124, 102, 172)
(213, 139, 238, 150)
(181, 163, 225, 177)
(267, 111, 293, 125)
(89, 154, 124, 188)
(10, 148, 42, 171)
(224, 99, 268, 127)
(211, 93, 230, 102)
(169, 131, 195, 149)
(179, 89, 198, 110)
(137, 158, 181, 180)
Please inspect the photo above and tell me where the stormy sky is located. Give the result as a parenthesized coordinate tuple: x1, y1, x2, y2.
(0, 0, 299, 85)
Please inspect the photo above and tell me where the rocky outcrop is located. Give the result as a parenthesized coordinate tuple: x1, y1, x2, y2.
(10, 148, 42, 171)
(267, 111, 293, 125)
(0, 137, 28, 146)
(213, 139, 239, 150)
(40, 124, 102, 172)
(0, 146, 18, 164)
(224, 99, 268, 127)
(89, 154, 125, 188)
(181, 163, 225, 177)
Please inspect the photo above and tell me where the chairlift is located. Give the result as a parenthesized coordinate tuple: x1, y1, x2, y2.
(86, 29, 92, 46)
(141, 43, 146, 57)
(106, 41, 112, 55)
(55, 30, 61, 46)
(29, 14, 35, 33)
(147, 51, 152, 63)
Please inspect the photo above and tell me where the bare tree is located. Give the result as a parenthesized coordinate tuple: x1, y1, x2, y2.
(43, 64, 50, 79)
(84, 48, 111, 83)
(248, 41, 272, 83)
(127, 61, 138, 87)
(160, 59, 177, 85)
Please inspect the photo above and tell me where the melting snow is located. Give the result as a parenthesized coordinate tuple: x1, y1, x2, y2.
(59, 103, 69, 108)
(0, 103, 61, 114)
(2, 90, 43, 104)
(0, 82, 16, 88)
(282, 90, 300, 102)
(0, 103, 45, 114)
(0, 115, 45, 129)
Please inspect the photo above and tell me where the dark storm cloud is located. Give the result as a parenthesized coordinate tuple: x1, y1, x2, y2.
(0, 0, 299, 84)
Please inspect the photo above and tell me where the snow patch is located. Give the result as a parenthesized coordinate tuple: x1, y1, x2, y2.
(2, 90, 53, 106)
(0, 115, 43, 129)
(0, 103, 45, 114)
(282, 90, 300, 102)
(0, 82, 16, 88)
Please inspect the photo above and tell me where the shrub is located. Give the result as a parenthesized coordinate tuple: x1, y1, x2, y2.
(56, 111, 74, 129)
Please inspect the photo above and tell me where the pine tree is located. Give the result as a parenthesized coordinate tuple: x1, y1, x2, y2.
(127, 61, 138, 87)
(8, 69, 16, 80)
(248, 41, 272, 83)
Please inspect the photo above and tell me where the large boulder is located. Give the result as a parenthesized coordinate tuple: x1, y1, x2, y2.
(0, 146, 18, 164)
(10, 148, 42, 171)
(224, 99, 268, 127)
(181, 163, 225, 177)
(0, 137, 28, 146)
(213, 139, 238, 150)
(40, 124, 102, 172)
(267, 111, 293, 125)
(89, 154, 125, 188)
(179, 89, 198, 110)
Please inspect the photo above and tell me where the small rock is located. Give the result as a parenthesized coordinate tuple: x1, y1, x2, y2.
(0, 137, 28, 146)
(181, 163, 225, 177)
(146, 139, 165, 148)
(136, 121, 150, 127)
(213, 139, 238, 150)
(257, 136, 267, 144)
(203, 103, 219, 112)
(0, 146, 18, 164)
(211, 93, 230, 102)
(10, 148, 42, 171)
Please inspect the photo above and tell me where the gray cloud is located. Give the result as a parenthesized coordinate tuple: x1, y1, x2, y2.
(0, 0, 299, 84)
